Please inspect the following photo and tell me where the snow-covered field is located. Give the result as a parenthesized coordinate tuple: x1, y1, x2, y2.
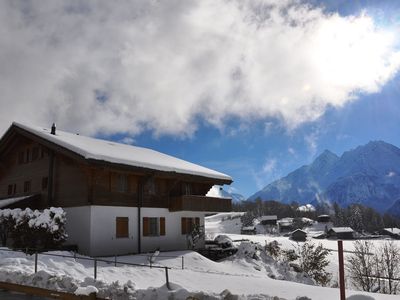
(0, 212, 399, 299)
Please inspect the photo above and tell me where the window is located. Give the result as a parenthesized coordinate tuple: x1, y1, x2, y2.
(183, 183, 192, 195)
(143, 217, 166, 237)
(18, 152, 24, 164)
(26, 149, 30, 163)
(181, 217, 200, 235)
(23, 181, 31, 193)
(32, 147, 39, 161)
(7, 184, 13, 196)
(116, 217, 129, 238)
(42, 177, 48, 190)
(144, 178, 156, 195)
(117, 174, 128, 193)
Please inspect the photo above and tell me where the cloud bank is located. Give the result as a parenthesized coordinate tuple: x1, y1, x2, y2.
(1, 0, 399, 137)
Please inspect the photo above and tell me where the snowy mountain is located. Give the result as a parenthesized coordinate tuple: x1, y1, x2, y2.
(207, 185, 246, 203)
(248, 141, 400, 215)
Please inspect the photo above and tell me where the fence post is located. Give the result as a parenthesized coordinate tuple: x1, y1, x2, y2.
(165, 267, 170, 290)
(34, 252, 38, 273)
(114, 255, 117, 267)
(73, 251, 76, 261)
(94, 259, 97, 280)
(338, 240, 346, 300)
(181, 256, 184, 270)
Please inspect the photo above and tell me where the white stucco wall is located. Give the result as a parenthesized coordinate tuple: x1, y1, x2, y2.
(89, 206, 138, 256)
(64, 206, 91, 255)
(65, 205, 206, 256)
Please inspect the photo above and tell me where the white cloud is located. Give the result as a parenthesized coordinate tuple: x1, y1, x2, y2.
(0, 0, 399, 137)
(119, 137, 135, 145)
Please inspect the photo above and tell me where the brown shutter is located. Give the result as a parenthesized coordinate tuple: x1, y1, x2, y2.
(181, 217, 187, 235)
(143, 217, 149, 236)
(187, 218, 193, 233)
(160, 217, 166, 236)
(116, 217, 129, 238)
(195, 217, 200, 227)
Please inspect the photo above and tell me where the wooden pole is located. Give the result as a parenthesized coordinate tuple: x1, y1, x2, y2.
(34, 252, 38, 273)
(165, 267, 170, 290)
(338, 240, 346, 300)
(182, 256, 184, 270)
(94, 259, 97, 280)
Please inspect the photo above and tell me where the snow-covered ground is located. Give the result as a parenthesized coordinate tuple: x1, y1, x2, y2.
(0, 212, 399, 299)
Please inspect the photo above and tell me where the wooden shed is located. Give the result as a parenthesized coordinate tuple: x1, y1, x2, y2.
(290, 229, 307, 242)
(327, 227, 354, 240)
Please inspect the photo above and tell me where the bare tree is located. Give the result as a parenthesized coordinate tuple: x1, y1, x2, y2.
(379, 241, 400, 294)
(346, 240, 378, 292)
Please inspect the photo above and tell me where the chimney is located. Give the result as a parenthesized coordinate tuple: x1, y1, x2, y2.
(51, 123, 56, 135)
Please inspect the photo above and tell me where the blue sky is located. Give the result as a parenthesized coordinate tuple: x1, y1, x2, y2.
(111, 72, 400, 198)
(1, 0, 400, 198)
(110, 0, 400, 198)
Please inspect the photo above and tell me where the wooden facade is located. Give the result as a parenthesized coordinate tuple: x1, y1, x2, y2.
(0, 124, 232, 212)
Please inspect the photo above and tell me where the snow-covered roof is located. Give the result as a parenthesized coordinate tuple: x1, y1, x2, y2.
(241, 226, 256, 231)
(260, 215, 277, 221)
(11, 122, 232, 182)
(0, 195, 33, 208)
(291, 229, 307, 235)
(383, 228, 400, 235)
(329, 227, 354, 233)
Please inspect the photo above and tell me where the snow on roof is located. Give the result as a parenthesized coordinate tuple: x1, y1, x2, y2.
(291, 229, 307, 234)
(241, 226, 256, 231)
(297, 204, 316, 212)
(260, 215, 277, 221)
(383, 228, 400, 235)
(12, 122, 232, 182)
(330, 227, 354, 233)
(0, 195, 33, 208)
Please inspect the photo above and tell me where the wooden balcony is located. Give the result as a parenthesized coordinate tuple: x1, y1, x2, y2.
(169, 195, 231, 212)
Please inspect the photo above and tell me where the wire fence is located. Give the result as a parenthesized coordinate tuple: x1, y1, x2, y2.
(0, 247, 183, 289)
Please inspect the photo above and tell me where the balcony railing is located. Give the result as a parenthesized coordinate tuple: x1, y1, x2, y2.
(169, 195, 231, 212)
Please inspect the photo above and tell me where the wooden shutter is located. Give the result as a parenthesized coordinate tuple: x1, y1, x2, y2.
(160, 217, 166, 236)
(181, 217, 187, 235)
(143, 217, 149, 236)
(116, 217, 129, 238)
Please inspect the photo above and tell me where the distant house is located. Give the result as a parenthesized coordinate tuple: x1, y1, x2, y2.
(278, 217, 293, 233)
(241, 226, 256, 235)
(0, 122, 233, 256)
(327, 227, 354, 240)
(317, 215, 331, 223)
(381, 228, 400, 239)
(290, 229, 307, 242)
(260, 215, 278, 226)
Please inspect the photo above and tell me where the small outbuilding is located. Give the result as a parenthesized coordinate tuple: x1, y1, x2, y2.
(317, 215, 331, 223)
(278, 217, 294, 233)
(241, 226, 256, 235)
(327, 227, 354, 240)
(290, 229, 307, 242)
(260, 215, 278, 226)
(381, 228, 400, 239)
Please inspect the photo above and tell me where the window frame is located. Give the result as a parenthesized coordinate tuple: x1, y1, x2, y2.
(23, 181, 31, 193)
(143, 217, 166, 237)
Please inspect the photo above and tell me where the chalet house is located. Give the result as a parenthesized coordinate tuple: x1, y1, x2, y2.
(327, 227, 354, 240)
(0, 122, 232, 256)
(260, 215, 277, 226)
